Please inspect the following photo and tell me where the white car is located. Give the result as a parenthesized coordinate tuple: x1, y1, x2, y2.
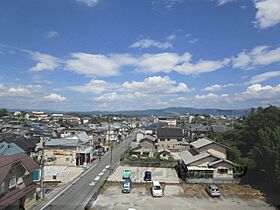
(151, 181, 162, 197)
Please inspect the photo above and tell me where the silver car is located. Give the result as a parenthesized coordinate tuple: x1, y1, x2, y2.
(205, 184, 221, 197)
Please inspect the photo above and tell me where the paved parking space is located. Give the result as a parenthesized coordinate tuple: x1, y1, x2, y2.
(91, 185, 276, 210)
(107, 165, 180, 183)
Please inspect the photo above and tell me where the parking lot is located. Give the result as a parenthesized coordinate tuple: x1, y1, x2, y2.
(91, 184, 276, 210)
(107, 165, 180, 183)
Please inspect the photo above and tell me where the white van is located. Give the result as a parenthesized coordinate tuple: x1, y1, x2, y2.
(151, 181, 162, 197)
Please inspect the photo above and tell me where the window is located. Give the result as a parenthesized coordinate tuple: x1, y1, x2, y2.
(218, 168, 228, 174)
(9, 177, 16, 188)
(17, 177, 24, 185)
(66, 158, 69, 161)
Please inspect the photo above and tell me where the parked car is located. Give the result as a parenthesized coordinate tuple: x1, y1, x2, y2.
(151, 181, 162, 197)
(122, 179, 131, 193)
(205, 184, 221, 197)
(144, 170, 152, 181)
(123, 169, 131, 179)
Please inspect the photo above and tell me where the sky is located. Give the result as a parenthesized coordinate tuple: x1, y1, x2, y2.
(0, 0, 280, 111)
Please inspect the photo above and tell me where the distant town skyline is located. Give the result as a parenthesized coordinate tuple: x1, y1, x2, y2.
(0, 0, 280, 111)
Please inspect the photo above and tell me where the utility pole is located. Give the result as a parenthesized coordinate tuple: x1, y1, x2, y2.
(40, 138, 45, 199)
(109, 122, 113, 174)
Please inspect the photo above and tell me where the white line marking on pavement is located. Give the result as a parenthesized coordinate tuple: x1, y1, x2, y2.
(40, 163, 98, 210)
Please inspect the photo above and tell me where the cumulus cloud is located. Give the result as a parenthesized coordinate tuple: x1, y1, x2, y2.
(69, 79, 117, 93)
(65, 53, 122, 77)
(29, 52, 60, 72)
(44, 93, 66, 101)
(122, 76, 189, 94)
(175, 58, 230, 75)
(249, 71, 280, 84)
(130, 38, 172, 49)
(254, 0, 280, 29)
(47, 31, 58, 38)
(76, 0, 98, 7)
(0, 84, 43, 97)
(203, 84, 222, 91)
(231, 46, 280, 69)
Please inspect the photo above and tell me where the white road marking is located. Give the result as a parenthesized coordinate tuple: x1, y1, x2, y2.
(94, 176, 101, 181)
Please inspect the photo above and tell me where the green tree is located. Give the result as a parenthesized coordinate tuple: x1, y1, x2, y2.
(0, 108, 8, 117)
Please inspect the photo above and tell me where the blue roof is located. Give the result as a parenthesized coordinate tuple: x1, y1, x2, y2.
(0, 141, 25, 156)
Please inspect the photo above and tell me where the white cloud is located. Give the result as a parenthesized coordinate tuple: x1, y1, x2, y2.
(203, 84, 222, 91)
(29, 52, 60, 72)
(254, 0, 280, 29)
(231, 46, 280, 69)
(216, 0, 236, 6)
(136, 52, 188, 73)
(7, 87, 31, 96)
(65, 53, 121, 77)
(175, 58, 229, 75)
(0, 83, 5, 90)
(166, 34, 176, 40)
(69, 79, 117, 93)
(195, 93, 218, 100)
(76, 0, 98, 7)
(44, 93, 66, 101)
(249, 71, 280, 84)
(130, 38, 172, 49)
(47, 31, 58, 38)
(152, 0, 184, 9)
(122, 76, 189, 94)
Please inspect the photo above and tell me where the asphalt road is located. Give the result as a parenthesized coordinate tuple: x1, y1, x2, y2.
(40, 135, 134, 210)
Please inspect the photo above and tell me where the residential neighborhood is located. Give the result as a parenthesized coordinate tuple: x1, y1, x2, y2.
(0, 108, 277, 210)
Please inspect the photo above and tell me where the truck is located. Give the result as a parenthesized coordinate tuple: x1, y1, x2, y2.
(122, 179, 131, 193)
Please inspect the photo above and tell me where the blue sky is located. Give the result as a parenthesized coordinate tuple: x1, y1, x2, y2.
(0, 0, 280, 111)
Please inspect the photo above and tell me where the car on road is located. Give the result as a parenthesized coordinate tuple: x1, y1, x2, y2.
(143, 170, 152, 181)
(151, 181, 162, 197)
(123, 169, 131, 179)
(205, 184, 221, 197)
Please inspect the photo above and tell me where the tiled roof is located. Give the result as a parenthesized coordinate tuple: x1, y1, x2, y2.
(0, 153, 39, 185)
(157, 127, 183, 138)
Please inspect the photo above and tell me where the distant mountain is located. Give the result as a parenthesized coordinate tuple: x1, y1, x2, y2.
(8, 107, 250, 117)
(87, 107, 250, 117)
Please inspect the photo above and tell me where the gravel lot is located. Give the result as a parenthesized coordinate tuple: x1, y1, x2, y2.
(108, 165, 180, 183)
(91, 184, 276, 210)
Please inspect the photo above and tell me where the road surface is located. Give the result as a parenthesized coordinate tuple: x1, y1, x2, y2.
(40, 135, 134, 210)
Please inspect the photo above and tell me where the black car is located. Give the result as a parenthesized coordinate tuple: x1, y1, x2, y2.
(144, 170, 152, 181)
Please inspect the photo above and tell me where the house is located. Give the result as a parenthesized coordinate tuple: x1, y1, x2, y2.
(184, 124, 210, 140)
(179, 138, 237, 183)
(0, 152, 39, 210)
(130, 135, 157, 158)
(44, 133, 93, 166)
(158, 148, 171, 160)
(157, 117, 177, 127)
(156, 127, 183, 152)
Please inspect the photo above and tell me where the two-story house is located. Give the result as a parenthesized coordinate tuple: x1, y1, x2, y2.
(156, 127, 183, 152)
(0, 146, 39, 210)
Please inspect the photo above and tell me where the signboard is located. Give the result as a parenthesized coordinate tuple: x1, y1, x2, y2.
(32, 169, 41, 182)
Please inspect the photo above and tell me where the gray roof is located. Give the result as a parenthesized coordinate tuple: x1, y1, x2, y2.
(45, 138, 79, 147)
(139, 135, 156, 142)
(190, 138, 213, 149)
(208, 159, 237, 167)
(157, 127, 183, 138)
(179, 149, 211, 165)
(158, 148, 171, 154)
(0, 141, 25, 156)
